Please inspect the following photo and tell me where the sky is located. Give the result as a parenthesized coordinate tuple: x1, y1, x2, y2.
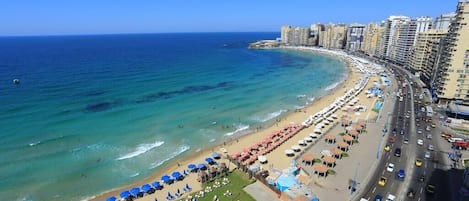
(0, 0, 458, 36)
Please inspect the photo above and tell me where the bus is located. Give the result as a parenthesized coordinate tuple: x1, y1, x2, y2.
(426, 106, 433, 117)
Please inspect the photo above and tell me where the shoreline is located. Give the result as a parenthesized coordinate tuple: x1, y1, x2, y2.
(89, 47, 357, 201)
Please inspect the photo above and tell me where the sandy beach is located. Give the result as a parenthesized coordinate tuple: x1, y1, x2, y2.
(91, 47, 377, 201)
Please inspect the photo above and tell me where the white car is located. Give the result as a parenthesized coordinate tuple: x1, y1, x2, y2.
(428, 144, 434, 151)
(387, 194, 396, 201)
(417, 139, 424, 146)
(417, 129, 423, 134)
(387, 163, 395, 172)
(425, 151, 431, 159)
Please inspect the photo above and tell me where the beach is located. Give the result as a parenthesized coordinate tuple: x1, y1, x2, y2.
(90, 47, 380, 201)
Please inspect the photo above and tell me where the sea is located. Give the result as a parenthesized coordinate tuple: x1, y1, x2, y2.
(0, 32, 346, 201)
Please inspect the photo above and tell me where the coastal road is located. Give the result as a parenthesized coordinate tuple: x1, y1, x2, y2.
(359, 65, 414, 200)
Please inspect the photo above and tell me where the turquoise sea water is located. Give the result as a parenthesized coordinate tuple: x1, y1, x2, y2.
(0, 33, 345, 200)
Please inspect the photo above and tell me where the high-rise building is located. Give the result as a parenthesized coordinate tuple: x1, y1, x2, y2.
(362, 23, 385, 57)
(318, 24, 347, 49)
(346, 23, 366, 52)
(434, 13, 457, 30)
(435, 0, 469, 103)
(408, 30, 447, 85)
(386, 16, 432, 66)
(309, 24, 320, 46)
(381, 16, 410, 59)
(281, 25, 311, 46)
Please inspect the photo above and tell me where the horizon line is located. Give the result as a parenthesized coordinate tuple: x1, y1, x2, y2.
(0, 31, 281, 38)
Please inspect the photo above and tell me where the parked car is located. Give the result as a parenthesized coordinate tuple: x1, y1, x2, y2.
(426, 184, 436, 194)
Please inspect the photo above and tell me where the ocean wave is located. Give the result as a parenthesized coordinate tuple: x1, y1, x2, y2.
(149, 145, 190, 169)
(117, 141, 165, 161)
(253, 109, 287, 123)
(129, 172, 140, 177)
(29, 141, 41, 146)
(225, 123, 250, 136)
(209, 138, 216, 142)
(324, 81, 341, 91)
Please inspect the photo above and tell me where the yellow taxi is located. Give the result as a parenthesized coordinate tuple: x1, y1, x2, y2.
(431, 123, 436, 128)
(384, 145, 391, 152)
(415, 158, 423, 167)
(378, 176, 387, 186)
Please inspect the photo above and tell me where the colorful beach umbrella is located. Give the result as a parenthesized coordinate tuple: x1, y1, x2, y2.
(120, 191, 131, 198)
(130, 187, 141, 196)
(141, 184, 152, 192)
(187, 164, 196, 169)
(106, 196, 117, 201)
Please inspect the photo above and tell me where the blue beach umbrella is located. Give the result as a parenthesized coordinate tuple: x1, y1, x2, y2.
(130, 187, 141, 196)
(161, 175, 171, 183)
(106, 196, 117, 201)
(141, 184, 152, 192)
(152, 181, 162, 188)
(197, 163, 206, 169)
(187, 164, 196, 169)
(212, 152, 220, 159)
(120, 190, 131, 199)
(205, 157, 213, 163)
(172, 171, 182, 179)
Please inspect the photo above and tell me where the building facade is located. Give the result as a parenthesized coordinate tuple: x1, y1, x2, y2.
(318, 24, 347, 49)
(434, 13, 457, 30)
(281, 25, 312, 46)
(436, 0, 469, 103)
(346, 23, 366, 52)
(408, 30, 447, 85)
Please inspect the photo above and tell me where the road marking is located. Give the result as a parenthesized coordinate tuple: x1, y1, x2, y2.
(388, 155, 390, 160)
(399, 158, 401, 163)
(382, 170, 385, 174)
(372, 187, 376, 193)
(418, 197, 421, 201)
(420, 187, 423, 194)
(423, 170, 426, 175)
(391, 182, 394, 188)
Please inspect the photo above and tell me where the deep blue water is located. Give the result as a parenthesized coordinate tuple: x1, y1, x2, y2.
(0, 33, 345, 200)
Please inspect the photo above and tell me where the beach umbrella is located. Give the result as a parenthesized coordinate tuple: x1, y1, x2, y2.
(198, 163, 206, 169)
(167, 192, 172, 198)
(187, 164, 196, 169)
(212, 152, 220, 159)
(141, 184, 152, 192)
(185, 183, 191, 189)
(130, 187, 141, 196)
(120, 190, 131, 199)
(152, 181, 162, 189)
(106, 196, 117, 201)
(172, 171, 182, 179)
(205, 157, 213, 163)
(161, 175, 171, 183)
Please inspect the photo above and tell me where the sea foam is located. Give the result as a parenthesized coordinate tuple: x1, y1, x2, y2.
(117, 141, 165, 161)
(253, 109, 287, 123)
(149, 145, 190, 169)
(225, 124, 250, 136)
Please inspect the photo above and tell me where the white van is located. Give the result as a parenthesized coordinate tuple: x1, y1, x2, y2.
(448, 137, 463, 143)
(387, 194, 396, 201)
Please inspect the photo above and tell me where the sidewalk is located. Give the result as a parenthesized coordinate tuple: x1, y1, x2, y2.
(297, 75, 397, 201)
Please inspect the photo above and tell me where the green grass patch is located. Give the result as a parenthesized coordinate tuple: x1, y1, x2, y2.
(341, 153, 349, 157)
(352, 139, 359, 144)
(314, 158, 322, 163)
(372, 108, 379, 113)
(339, 132, 345, 136)
(183, 169, 256, 201)
(327, 169, 336, 175)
